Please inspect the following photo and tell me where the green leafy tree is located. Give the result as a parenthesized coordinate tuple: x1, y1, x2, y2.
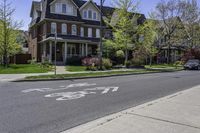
(0, 0, 22, 67)
(137, 20, 158, 66)
(105, 0, 139, 65)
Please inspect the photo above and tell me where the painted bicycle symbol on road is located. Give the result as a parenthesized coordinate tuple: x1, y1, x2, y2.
(22, 83, 119, 101)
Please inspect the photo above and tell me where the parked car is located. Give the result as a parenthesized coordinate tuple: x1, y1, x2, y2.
(184, 59, 200, 70)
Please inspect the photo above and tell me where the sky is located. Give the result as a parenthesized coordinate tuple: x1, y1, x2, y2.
(9, 0, 199, 30)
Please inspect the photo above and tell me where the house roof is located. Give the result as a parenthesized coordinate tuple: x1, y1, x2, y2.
(30, 0, 145, 27)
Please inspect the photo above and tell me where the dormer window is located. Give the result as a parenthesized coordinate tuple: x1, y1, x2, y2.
(93, 12, 97, 20)
(62, 4, 67, 13)
(83, 10, 87, 18)
(82, 9, 99, 21)
(88, 10, 92, 19)
(52, 2, 77, 16)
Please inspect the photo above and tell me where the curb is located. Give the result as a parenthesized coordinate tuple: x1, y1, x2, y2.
(13, 70, 181, 82)
(61, 85, 200, 133)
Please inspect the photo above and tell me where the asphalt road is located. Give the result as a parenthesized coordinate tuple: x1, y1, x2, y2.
(0, 71, 200, 133)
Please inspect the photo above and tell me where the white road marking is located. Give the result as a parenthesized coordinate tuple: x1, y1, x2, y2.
(22, 83, 97, 93)
(45, 91, 96, 101)
(85, 87, 119, 94)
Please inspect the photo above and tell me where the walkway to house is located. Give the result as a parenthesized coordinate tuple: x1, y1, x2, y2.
(56, 65, 67, 74)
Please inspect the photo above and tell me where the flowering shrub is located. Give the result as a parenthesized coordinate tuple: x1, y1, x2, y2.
(82, 57, 100, 66)
(82, 57, 112, 70)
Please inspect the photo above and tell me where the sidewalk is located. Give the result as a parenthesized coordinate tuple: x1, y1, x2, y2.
(63, 85, 200, 133)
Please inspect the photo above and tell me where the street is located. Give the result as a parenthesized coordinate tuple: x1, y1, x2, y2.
(0, 71, 200, 133)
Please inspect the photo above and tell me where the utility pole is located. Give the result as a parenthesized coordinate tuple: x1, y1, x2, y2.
(99, 0, 104, 70)
(54, 32, 57, 75)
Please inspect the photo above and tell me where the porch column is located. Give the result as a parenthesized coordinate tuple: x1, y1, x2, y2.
(82, 44, 84, 57)
(64, 41, 68, 64)
(86, 43, 88, 56)
(49, 41, 52, 62)
(43, 42, 47, 57)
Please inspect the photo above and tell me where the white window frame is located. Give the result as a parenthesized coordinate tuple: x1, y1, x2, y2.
(80, 27, 84, 37)
(83, 10, 87, 19)
(62, 4, 67, 14)
(61, 23, 67, 34)
(51, 22, 57, 34)
(96, 29, 100, 38)
(88, 28, 92, 38)
(88, 10, 92, 19)
(71, 24, 77, 35)
(93, 11, 97, 20)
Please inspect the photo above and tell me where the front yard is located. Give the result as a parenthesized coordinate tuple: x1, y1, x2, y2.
(66, 66, 87, 72)
(0, 64, 51, 74)
(145, 64, 183, 70)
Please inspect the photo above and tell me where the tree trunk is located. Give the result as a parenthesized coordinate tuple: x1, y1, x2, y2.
(124, 48, 128, 66)
(149, 55, 152, 67)
(167, 45, 171, 64)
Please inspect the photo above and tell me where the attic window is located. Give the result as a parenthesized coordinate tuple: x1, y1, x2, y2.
(83, 10, 87, 18)
(88, 10, 92, 19)
(62, 4, 67, 13)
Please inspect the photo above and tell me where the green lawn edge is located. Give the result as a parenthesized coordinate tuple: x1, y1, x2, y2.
(23, 69, 182, 81)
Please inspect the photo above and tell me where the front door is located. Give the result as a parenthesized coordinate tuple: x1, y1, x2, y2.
(52, 44, 63, 62)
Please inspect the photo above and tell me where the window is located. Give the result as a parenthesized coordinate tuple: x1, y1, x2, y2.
(71, 24, 77, 35)
(62, 24, 67, 34)
(83, 10, 87, 18)
(88, 10, 92, 19)
(51, 22, 57, 34)
(55, 3, 62, 13)
(96, 29, 100, 38)
(93, 12, 97, 20)
(62, 4, 67, 13)
(88, 28, 92, 37)
(80, 27, 84, 37)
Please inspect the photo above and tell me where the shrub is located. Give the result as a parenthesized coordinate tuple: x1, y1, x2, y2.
(116, 50, 125, 58)
(28, 59, 37, 64)
(82, 57, 99, 71)
(125, 60, 132, 68)
(40, 59, 53, 70)
(102, 58, 112, 70)
(67, 56, 82, 66)
(132, 56, 145, 66)
(82, 57, 99, 66)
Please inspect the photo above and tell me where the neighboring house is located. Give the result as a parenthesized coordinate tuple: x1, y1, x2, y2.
(153, 17, 190, 63)
(17, 30, 30, 53)
(29, 0, 145, 64)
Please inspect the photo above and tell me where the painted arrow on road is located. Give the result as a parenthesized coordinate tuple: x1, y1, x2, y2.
(85, 87, 119, 94)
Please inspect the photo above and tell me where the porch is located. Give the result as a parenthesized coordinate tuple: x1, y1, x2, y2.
(40, 41, 98, 64)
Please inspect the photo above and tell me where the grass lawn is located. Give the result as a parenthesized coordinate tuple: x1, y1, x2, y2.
(145, 64, 183, 70)
(0, 64, 51, 74)
(66, 65, 87, 72)
(24, 69, 179, 81)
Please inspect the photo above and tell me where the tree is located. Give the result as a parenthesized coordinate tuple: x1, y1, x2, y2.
(105, 0, 139, 65)
(0, 0, 22, 67)
(179, 0, 200, 48)
(154, 0, 184, 63)
(137, 20, 158, 66)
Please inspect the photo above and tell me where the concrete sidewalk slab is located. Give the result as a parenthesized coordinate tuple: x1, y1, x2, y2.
(63, 85, 200, 133)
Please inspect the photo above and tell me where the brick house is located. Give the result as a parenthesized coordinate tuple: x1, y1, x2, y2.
(29, 0, 145, 64)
